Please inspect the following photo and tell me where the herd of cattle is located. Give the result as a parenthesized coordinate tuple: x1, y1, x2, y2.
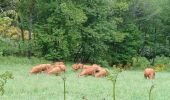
(30, 62, 155, 79)
(29, 62, 109, 78)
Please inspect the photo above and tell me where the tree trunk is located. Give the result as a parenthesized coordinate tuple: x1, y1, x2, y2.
(18, 16, 25, 41)
(28, 8, 33, 58)
(151, 27, 157, 66)
(169, 35, 170, 57)
(28, 13, 32, 40)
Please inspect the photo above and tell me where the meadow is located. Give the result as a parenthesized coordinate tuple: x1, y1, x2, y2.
(0, 57, 170, 100)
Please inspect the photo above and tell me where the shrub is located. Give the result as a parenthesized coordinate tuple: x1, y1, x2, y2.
(96, 59, 110, 68)
(132, 56, 150, 69)
(154, 64, 165, 72)
(107, 68, 123, 100)
(154, 56, 170, 71)
(0, 71, 13, 95)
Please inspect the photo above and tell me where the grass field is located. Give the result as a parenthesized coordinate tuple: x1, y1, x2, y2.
(0, 57, 170, 100)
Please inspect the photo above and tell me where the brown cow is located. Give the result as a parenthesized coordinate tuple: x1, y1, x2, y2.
(52, 62, 67, 72)
(58, 64, 67, 72)
(91, 64, 109, 78)
(94, 68, 109, 78)
(144, 68, 155, 79)
(47, 62, 67, 74)
(72, 63, 84, 71)
(30, 64, 51, 74)
(78, 65, 100, 76)
(82, 65, 91, 69)
(91, 64, 102, 71)
(48, 67, 62, 75)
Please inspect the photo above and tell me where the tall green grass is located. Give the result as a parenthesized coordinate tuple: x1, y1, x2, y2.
(0, 57, 170, 100)
(0, 56, 51, 65)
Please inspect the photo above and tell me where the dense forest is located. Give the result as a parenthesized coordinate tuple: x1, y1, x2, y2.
(0, 0, 170, 67)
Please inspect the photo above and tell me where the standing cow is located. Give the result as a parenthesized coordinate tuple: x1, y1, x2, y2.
(144, 68, 155, 79)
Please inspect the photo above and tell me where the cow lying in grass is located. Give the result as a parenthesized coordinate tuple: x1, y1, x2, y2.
(53, 62, 67, 72)
(47, 62, 67, 75)
(94, 68, 109, 78)
(78, 64, 108, 77)
(92, 64, 109, 78)
(72, 63, 93, 71)
(47, 67, 62, 75)
(144, 68, 155, 79)
(30, 61, 67, 75)
(30, 64, 51, 74)
(30, 62, 108, 77)
(72, 63, 84, 71)
(78, 67, 97, 76)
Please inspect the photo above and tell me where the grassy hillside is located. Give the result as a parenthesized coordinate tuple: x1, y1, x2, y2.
(0, 57, 170, 100)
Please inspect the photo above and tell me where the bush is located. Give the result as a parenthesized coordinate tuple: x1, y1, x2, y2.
(154, 64, 165, 72)
(0, 71, 13, 95)
(132, 56, 170, 71)
(97, 59, 110, 68)
(132, 56, 150, 69)
(154, 56, 170, 71)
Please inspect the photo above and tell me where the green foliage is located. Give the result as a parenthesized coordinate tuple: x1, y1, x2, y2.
(60, 2, 87, 25)
(0, 56, 50, 65)
(0, 0, 170, 66)
(149, 81, 155, 100)
(154, 56, 170, 71)
(154, 56, 170, 65)
(107, 68, 123, 100)
(132, 57, 150, 69)
(97, 59, 111, 68)
(107, 68, 123, 82)
(0, 71, 13, 95)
